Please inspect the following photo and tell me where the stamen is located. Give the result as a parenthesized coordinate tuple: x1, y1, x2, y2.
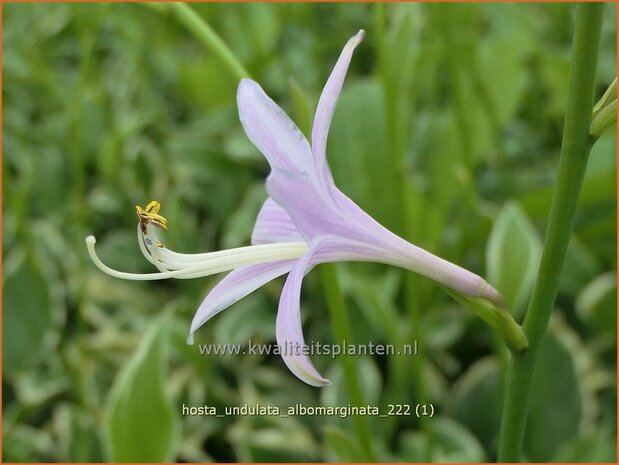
(88, 200, 308, 281)
(86, 235, 308, 280)
(136, 200, 168, 233)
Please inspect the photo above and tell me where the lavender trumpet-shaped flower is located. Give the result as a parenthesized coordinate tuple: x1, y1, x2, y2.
(87, 30, 522, 387)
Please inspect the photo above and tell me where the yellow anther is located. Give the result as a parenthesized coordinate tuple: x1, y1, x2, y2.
(136, 200, 168, 233)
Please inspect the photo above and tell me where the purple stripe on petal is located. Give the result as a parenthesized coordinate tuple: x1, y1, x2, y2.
(187, 260, 296, 344)
(237, 79, 315, 176)
(251, 197, 305, 245)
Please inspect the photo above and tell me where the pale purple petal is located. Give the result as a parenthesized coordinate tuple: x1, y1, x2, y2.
(274, 235, 390, 387)
(266, 169, 344, 241)
(312, 30, 365, 186)
(237, 79, 315, 176)
(251, 197, 304, 245)
(267, 168, 504, 306)
(316, 231, 504, 307)
(187, 260, 296, 344)
(276, 242, 331, 387)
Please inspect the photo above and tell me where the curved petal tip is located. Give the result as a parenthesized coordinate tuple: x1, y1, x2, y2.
(284, 358, 331, 387)
(347, 30, 365, 49)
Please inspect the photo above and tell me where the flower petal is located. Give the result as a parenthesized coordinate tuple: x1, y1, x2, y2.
(276, 244, 331, 387)
(251, 197, 304, 245)
(238, 79, 315, 176)
(266, 169, 352, 241)
(267, 168, 504, 306)
(187, 260, 297, 344)
(312, 30, 365, 186)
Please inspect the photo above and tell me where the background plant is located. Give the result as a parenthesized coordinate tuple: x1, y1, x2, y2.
(3, 3, 616, 462)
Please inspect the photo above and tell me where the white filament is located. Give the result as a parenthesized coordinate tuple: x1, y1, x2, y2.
(86, 224, 308, 281)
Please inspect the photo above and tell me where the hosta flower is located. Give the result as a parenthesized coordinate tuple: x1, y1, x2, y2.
(87, 30, 504, 386)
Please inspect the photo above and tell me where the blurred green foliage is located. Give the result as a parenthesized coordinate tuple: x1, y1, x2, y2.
(2, 3, 616, 462)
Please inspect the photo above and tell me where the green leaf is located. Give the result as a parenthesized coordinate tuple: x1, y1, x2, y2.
(487, 202, 542, 317)
(524, 329, 583, 461)
(105, 315, 179, 462)
(451, 322, 586, 462)
(449, 357, 503, 453)
(323, 425, 367, 462)
(2, 252, 52, 374)
(399, 417, 486, 462)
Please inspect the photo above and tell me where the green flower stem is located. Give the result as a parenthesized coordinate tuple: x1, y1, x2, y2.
(320, 264, 376, 462)
(162, 3, 250, 81)
(497, 4, 604, 462)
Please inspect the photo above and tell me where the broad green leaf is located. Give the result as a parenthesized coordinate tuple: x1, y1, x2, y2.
(449, 357, 503, 453)
(524, 328, 583, 461)
(2, 252, 52, 374)
(399, 417, 486, 462)
(487, 202, 541, 317)
(105, 315, 179, 462)
(450, 323, 586, 461)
